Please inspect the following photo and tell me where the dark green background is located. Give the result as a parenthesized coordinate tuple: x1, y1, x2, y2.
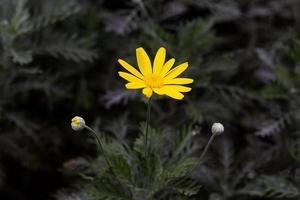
(1, 0, 300, 199)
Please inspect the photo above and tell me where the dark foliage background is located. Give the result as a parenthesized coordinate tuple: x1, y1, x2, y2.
(1, 0, 300, 199)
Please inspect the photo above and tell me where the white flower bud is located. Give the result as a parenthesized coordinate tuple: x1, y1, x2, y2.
(71, 116, 86, 131)
(211, 122, 224, 135)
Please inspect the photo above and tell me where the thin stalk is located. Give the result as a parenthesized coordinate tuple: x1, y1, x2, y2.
(145, 97, 152, 157)
(198, 133, 217, 162)
(186, 133, 217, 176)
(84, 125, 114, 174)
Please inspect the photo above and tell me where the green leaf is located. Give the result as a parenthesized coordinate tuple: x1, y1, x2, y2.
(109, 155, 133, 184)
(91, 175, 133, 200)
(166, 158, 198, 179)
(34, 33, 97, 62)
(238, 175, 300, 198)
(10, 48, 32, 64)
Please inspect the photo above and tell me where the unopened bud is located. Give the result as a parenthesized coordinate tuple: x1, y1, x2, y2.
(211, 122, 224, 135)
(71, 116, 86, 131)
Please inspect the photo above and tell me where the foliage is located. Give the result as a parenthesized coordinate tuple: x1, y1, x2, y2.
(57, 123, 203, 200)
(1, 0, 300, 200)
(0, 0, 97, 198)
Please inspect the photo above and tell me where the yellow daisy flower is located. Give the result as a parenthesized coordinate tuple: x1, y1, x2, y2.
(118, 47, 193, 100)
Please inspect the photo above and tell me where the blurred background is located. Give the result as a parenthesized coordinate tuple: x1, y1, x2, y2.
(1, 0, 300, 199)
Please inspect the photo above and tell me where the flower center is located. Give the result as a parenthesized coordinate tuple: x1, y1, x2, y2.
(72, 117, 80, 125)
(144, 74, 163, 88)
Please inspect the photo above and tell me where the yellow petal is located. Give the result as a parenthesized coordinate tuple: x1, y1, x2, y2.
(118, 72, 144, 83)
(165, 91, 184, 100)
(164, 78, 194, 85)
(164, 62, 188, 80)
(153, 47, 166, 75)
(118, 59, 144, 79)
(125, 82, 146, 89)
(160, 58, 175, 77)
(152, 88, 164, 95)
(142, 87, 153, 98)
(136, 47, 152, 76)
(153, 87, 184, 100)
(156, 85, 191, 93)
(169, 85, 192, 92)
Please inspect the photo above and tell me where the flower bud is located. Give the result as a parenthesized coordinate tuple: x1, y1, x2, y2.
(71, 116, 86, 131)
(211, 122, 224, 135)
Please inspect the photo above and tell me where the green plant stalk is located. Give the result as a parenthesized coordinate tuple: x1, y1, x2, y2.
(187, 132, 217, 176)
(84, 125, 114, 175)
(198, 132, 217, 162)
(145, 97, 152, 157)
(144, 98, 155, 200)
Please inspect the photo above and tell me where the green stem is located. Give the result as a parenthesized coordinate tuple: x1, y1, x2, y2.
(198, 133, 217, 162)
(84, 125, 114, 175)
(187, 133, 217, 176)
(145, 97, 152, 157)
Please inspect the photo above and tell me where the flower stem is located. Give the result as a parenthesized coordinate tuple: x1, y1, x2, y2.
(186, 133, 217, 176)
(84, 125, 114, 175)
(145, 97, 152, 157)
(198, 133, 217, 162)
